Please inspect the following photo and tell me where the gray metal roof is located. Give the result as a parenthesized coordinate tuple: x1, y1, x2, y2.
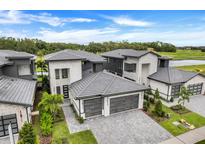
(148, 67, 198, 84)
(45, 49, 106, 63)
(70, 70, 148, 99)
(101, 49, 160, 59)
(0, 76, 36, 106)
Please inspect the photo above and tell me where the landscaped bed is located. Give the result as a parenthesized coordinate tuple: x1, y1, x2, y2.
(32, 110, 97, 144)
(146, 103, 205, 136)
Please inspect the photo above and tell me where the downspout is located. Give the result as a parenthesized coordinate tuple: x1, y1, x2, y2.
(25, 107, 29, 123)
(79, 100, 81, 116)
(167, 84, 170, 101)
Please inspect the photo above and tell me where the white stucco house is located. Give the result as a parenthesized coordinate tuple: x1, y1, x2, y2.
(102, 49, 205, 102)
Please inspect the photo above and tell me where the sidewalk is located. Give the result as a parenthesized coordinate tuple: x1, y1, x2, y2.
(160, 126, 205, 144)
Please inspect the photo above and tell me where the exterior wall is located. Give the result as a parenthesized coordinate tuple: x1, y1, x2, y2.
(149, 79, 171, 100)
(78, 91, 144, 119)
(123, 53, 158, 85)
(48, 60, 82, 95)
(2, 59, 33, 80)
(69, 91, 80, 115)
(82, 62, 104, 78)
(0, 103, 31, 130)
(105, 57, 123, 76)
(185, 75, 205, 94)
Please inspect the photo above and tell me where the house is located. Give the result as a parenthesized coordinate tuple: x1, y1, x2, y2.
(45, 49, 106, 98)
(69, 70, 148, 119)
(102, 49, 160, 85)
(102, 49, 205, 102)
(148, 67, 205, 101)
(0, 50, 36, 138)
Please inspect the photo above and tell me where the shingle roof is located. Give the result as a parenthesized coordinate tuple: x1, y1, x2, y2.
(101, 49, 160, 59)
(45, 49, 106, 63)
(148, 67, 198, 84)
(70, 71, 148, 99)
(0, 76, 36, 106)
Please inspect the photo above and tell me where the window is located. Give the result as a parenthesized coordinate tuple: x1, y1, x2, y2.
(188, 83, 203, 95)
(18, 65, 31, 76)
(124, 63, 136, 72)
(171, 84, 182, 98)
(56, 86, 61, 94)
(55, 69, 60, 79)
(62, 69, 68, 78)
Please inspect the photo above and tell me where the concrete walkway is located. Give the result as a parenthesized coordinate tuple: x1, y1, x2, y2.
(160, 126, 205, 144)
(62, 103, 89, 133)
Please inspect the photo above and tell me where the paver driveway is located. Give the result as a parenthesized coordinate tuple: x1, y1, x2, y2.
(85, 110, 172, 144)
(185, 95, 205, 117)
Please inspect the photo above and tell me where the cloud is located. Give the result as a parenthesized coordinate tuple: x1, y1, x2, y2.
(0, 11, 96, 26)
(36, 27, 119, 44)
(104, 16, 153, 27)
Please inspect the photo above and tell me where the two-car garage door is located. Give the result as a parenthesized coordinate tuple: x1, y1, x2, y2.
(83, 94, 139, 118)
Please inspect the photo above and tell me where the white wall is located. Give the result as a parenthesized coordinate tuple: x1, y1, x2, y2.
(48, 60, 82, 94)
(0, 103, 31, 129)
(185, 75, 205, 94)
(122, 53, 158, 85)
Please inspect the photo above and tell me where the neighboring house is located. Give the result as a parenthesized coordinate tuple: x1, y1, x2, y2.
(101, 49, 160, 85)
(0, 50, 36, 138)
(45, 49, 106, 98)
(69, 71, 148, 119)
(148, 67, 205, 101)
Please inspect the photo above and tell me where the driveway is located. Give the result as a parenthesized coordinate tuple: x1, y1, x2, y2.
(185, 95, 205, 117)
(85, 110, 172, 144)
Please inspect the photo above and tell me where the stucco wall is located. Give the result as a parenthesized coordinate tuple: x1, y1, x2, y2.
(123, 57, 139, 81)
(48, 60, 82, 94)
(0, 103, 31, 130)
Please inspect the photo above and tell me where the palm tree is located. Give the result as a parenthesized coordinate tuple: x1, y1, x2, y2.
(38, 92, 63, 119)
(178, 86, 192, 108)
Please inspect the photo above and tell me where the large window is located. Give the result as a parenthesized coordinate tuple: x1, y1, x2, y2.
(55, 69, 60, 79)
(188, 83, 203, 95)
(62, 69, 68, 78)
(124, 63, 136, 72)
(18, 65, 31, 76)
(171, 84, 182, 98)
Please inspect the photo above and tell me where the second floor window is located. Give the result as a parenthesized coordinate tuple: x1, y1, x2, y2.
(18, 65, 31, 76)
(124, 63, 136, 72)
(55, 69, 60, 79)
(62, 69, 68, 78)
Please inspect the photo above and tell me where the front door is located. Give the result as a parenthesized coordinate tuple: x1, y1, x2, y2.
(63, 85, 69, 98)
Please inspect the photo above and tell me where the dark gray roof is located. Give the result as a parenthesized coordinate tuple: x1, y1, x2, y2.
(148, 67, 198, 84)
(45, 49, 106, 63)
(101, 49, 160, 59)
(0, 76, 36, 106)
(0, 50, 34, 66)
(70, 71, 148, 99)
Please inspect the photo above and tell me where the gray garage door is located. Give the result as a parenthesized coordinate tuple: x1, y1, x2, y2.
(84, 98, 103, 118)
(188, 83, 203, 95)
(110, 94, 139, 114)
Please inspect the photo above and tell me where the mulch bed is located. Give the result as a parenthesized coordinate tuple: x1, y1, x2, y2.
(40, 135, 52, 144)
(170, 105, 191, 114)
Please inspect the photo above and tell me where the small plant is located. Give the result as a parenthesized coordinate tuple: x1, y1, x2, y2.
(178, 86, 192, 109)
(40, 112, 53, 136)
(154, 100, 165, 117)
(153, 89, 160, 103)
(170, 97, 174, 102)
(143, 100, 150, 112)
(77, 116, 84, 124)
(18, 122, 36, 144)
(149, 97, 154, 104)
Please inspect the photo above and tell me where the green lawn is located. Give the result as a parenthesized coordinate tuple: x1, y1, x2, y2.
(196, 140, 205, 144)
(159, 50, 205, 60)
(33, 113, 97, 144)
(177, 64, 205, 75)
(147, 104, 205, 136)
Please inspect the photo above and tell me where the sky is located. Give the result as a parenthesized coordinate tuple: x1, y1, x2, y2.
(0, 10, 205, 46)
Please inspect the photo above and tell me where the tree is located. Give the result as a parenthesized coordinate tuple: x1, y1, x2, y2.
(38, 92, 63, 119)
(35, 53, 48, 77)
(18, 122, 36, 144)
(154, 100, 164, 117)
(40, 112, 53, 136)
(153, 89, 160, 103)
(178, 86, 192, 108)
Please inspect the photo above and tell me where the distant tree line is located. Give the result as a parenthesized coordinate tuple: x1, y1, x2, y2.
(178, 46, 205, 52)
(0, 37, 176, 55)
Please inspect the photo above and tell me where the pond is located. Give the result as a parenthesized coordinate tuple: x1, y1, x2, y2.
(170, 60, 205, 67)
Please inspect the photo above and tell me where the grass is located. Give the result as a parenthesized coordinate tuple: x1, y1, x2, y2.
(159, 49, 205, 60)
(32, 111, 97, 144)
(177, 64, 205, 75)
(147, 103, 205, 136)
(195, 140, 205, 144)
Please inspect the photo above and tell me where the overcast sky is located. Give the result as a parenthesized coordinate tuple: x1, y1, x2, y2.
(0, 10, 205, 46)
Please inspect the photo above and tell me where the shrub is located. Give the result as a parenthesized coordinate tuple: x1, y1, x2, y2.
(170, 97, 174, 102)
(149, 97, 154, 104)
(143, 100, 150, 112)
(144, 94, 149, 101)
(154, 100, 165, 117)
(40, 112, 53, 136)
(77, 117, 84, 124)
(18, 122, 36, 144)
